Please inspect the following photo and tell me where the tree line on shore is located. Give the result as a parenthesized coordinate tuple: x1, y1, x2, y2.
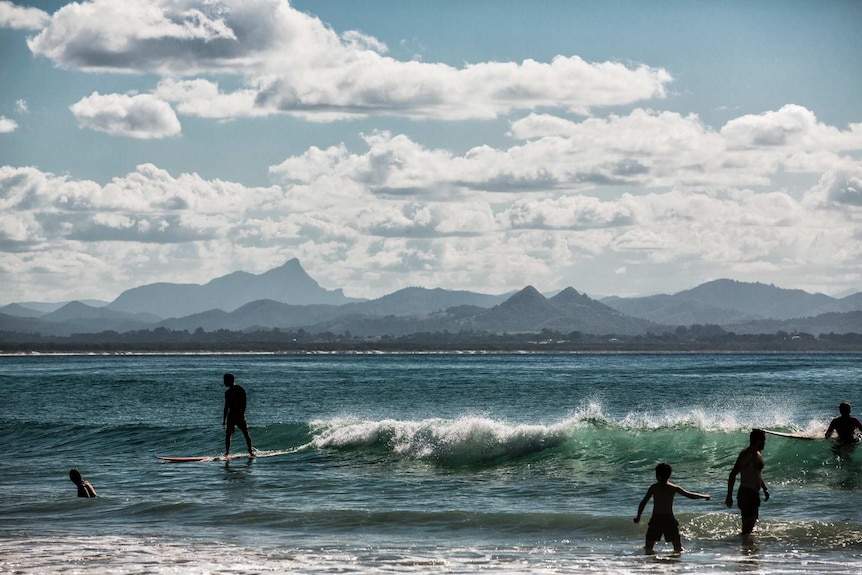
(2, 324, 861, 353)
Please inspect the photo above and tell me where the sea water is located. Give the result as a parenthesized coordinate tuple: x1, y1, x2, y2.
(1, 352, 861, 574)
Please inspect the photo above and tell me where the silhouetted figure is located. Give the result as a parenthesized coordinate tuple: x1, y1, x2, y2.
(69, 468, 97, 498)
(726, 429, 769, 536)
(223, 373, 254, 457)
(825, 402, 862, 444)
(634, 462, 710, 554)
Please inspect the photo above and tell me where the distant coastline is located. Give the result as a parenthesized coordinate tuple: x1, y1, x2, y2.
(2, 328, 861, 355)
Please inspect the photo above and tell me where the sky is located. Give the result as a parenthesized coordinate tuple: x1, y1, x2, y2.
(1, 0, 861, 306)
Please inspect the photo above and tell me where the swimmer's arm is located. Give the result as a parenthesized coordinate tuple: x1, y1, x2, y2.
(757, 451, 769, 500)
(633, 485, 654, 523)
(725, 453, 743, 507)
(674, 484, 710, 501)
(760, 477, 769, 501)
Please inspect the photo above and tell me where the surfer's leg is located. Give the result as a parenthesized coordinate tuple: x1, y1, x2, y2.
(225, 423, 234, 456)
(245, 431, 254, 456)
(237, 419, 254, 455)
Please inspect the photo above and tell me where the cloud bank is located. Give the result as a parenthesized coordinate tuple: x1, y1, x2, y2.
(2, 103, 861, 301)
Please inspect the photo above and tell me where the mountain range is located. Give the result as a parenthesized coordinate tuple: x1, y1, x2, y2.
(2, 259, 861, 338)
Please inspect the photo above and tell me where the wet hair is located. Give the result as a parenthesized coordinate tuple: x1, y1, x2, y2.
(69, 468, 82, 483)
(840, 402, 852, 416)
(655, 462, 672, 481)
(223, 373, 235, 385)
(750, 428, 766, 445)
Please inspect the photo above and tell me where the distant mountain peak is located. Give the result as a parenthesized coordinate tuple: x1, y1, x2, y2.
(550, 287, 586, 304)
(108, 258, 358, 317)
(506, 285, 544, 301)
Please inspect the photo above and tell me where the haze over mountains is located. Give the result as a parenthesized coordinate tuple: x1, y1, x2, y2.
(2, 259, 861, 338)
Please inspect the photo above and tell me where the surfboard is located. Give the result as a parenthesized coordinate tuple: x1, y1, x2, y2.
(156, 454, 246, 462)
(156, 447, 307, 463)
(763, 429, 817, 440)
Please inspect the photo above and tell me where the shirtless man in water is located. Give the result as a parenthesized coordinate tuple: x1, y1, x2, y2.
(725, 428, 769, 536)
(825, 402, 862, 444)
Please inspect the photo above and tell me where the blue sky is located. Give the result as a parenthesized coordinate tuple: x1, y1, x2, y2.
(1, 0, 861, 305)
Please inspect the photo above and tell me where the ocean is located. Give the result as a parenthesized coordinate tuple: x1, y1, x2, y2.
(1, 352, 861, 574)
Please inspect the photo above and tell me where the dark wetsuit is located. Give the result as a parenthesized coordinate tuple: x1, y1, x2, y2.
(224, 384, 249, 433)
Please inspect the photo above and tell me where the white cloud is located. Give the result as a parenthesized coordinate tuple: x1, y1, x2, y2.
(70, 92, 181, 138)
(804, 168, 862, 209)
(0, 115, 18, 133)
(16, 99, 28, 113)
(0, 1, 49, 30)
(270, 106, 862, 198)
(154, 78, 267, 119)
(4, 105, 860, 302)
(27, 0, 671, 121)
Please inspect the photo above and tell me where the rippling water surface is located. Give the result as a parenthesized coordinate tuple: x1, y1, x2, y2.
(1, 352, 861, 573)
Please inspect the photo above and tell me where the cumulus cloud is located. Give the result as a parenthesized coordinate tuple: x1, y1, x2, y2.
(0, 116, 18, 133)
(154, 78, 266, 119)
(70, 92, 181, 138)
(0, 1, 49, 30)
(804, 169, 862, 209)
(271, 106, 862, 197)
(0, 163, 283, 246)
(27, 0, 671, 121)
(0, 106, 862, 304)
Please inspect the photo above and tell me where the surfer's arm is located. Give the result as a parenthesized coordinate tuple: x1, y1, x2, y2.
(825, 420, 836, 439)
(84, 481, 97, 498)
(633, 485, 653, 523)
(758, 452, 769, 501)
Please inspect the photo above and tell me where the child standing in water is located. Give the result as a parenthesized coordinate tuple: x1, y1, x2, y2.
(634, 462, 710, 554)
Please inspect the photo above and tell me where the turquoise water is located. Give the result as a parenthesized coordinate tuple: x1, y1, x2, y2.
(1, 352, 861, 573)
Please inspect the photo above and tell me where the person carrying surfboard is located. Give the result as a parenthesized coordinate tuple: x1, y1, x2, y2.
(223, 373, 255, 457)
(725, 428, 769, 537)
(825, 402, 862, 444)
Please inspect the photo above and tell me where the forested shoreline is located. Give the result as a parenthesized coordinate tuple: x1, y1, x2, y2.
(2, 326, 861, 353)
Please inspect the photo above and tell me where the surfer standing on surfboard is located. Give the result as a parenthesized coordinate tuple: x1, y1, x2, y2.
(825, 402, 862, 444)
(725, 428, 769, 537)
(223, 373, 255, 458)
